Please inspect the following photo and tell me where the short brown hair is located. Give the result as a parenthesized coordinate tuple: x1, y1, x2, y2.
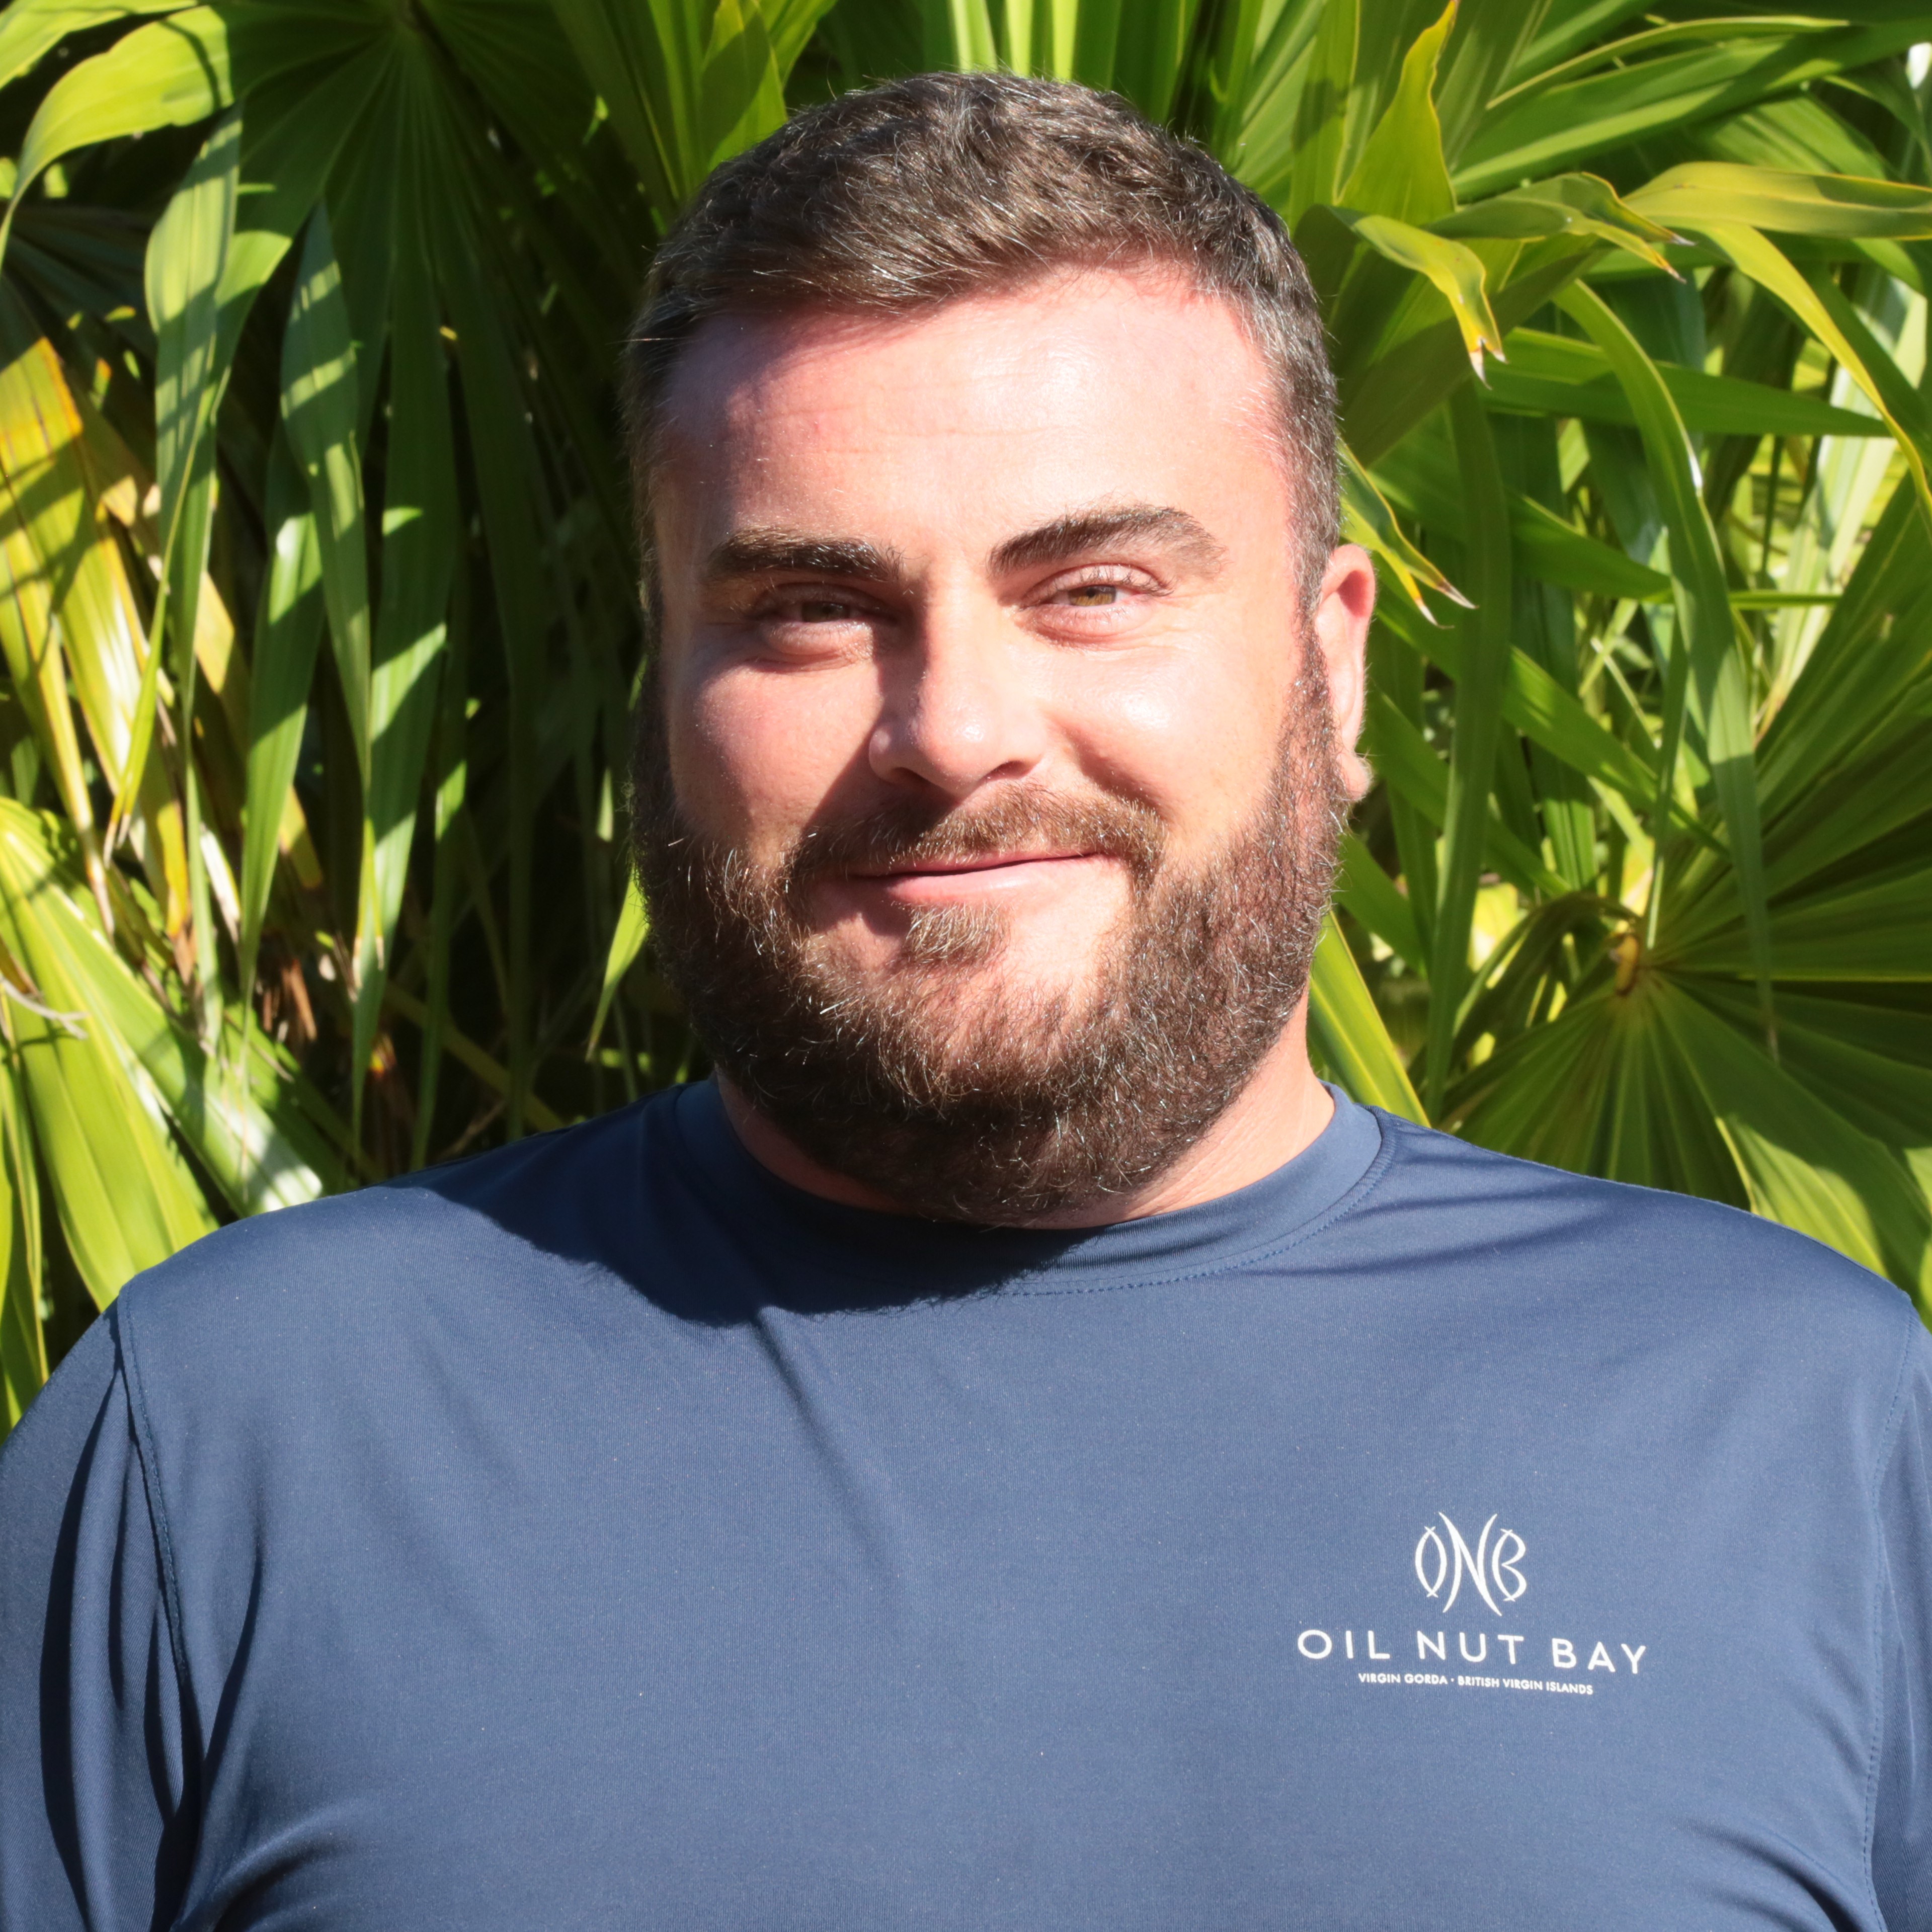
(622, 71, 1338, 608)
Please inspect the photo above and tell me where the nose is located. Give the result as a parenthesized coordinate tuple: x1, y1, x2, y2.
(867, 589, 1049, 800)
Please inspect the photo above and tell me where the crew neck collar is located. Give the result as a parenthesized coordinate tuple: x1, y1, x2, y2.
(665, 1076, 1387, 1305)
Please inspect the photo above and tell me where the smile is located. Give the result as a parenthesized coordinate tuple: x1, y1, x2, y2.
(842, 852, 1111, 902)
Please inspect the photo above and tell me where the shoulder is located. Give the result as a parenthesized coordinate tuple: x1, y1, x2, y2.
(1359, 1110, 1919, 1360)
(0, 1312, 123, 1509)
(111, 1094, 678, 1399)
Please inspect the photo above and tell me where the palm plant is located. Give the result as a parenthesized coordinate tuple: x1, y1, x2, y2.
(1, 0, 1928, 1438)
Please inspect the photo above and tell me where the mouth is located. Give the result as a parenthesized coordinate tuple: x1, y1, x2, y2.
(850, 849, 1095, 881)
(839, 850, 1112, 904)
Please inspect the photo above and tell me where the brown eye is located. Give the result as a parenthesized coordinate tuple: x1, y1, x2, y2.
(1062, 584, 1120, 607)
(796, 598, 855, 622)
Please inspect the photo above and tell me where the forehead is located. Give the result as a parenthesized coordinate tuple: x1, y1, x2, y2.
(651, 269, 1286, 547)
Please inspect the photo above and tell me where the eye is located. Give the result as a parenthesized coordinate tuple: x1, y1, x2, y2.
(744, 586, 884, 660)
(795, 597, 858, 622)
(749, 588, 875, 628)
(1035, 568, 1159, 622)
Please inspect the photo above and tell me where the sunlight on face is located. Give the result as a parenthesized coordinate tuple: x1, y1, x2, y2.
(652, 266, 1371, 1037)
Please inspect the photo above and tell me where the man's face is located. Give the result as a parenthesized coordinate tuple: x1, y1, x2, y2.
(644, 267, 1374, 1219)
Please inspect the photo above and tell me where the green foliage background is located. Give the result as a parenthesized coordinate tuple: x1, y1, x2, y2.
(1, 0, 1930, 1438)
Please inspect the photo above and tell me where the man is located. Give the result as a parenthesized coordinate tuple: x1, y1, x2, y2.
(2, 71, 1927, 1930)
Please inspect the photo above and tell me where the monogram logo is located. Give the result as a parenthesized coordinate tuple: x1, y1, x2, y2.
(1414, 1513, 1527, 1617)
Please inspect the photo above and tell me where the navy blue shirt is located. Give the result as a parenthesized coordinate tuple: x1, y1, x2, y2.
(2, 1084, 1928, 1929)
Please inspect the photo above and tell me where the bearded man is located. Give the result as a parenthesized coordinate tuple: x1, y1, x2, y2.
(3, 71, 1929, 1932)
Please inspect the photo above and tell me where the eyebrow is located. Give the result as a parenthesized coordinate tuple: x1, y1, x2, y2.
(989, 503, 1226, 578)
(701, 529, 904, 586)
(698, 503, 1225, 591)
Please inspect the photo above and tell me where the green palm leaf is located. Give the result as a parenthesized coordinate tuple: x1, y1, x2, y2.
(2, 0, 1929, 1442)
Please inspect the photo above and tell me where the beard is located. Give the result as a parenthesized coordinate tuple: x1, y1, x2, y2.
(630, 663, 1346, 1225)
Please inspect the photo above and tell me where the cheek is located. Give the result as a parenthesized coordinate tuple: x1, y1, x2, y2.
(1064, 641, 1290, 853)
(668, 664, 876, 859)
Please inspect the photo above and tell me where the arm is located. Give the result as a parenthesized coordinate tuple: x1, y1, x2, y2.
(0, 1313, 195, 1932)
(1872, 1318, 1932, 1932)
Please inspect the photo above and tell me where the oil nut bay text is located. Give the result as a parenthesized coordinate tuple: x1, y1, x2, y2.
(1297, 1630, 1648, 1674)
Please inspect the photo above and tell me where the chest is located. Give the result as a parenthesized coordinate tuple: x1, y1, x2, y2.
(176, 1308, 1887, 1930)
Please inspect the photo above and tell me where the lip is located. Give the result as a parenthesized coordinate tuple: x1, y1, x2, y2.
(848, 849, 1094, 880)
(838, 850, 1110, 904)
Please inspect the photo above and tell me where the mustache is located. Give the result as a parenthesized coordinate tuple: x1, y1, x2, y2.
(782, 785, 1166, 895)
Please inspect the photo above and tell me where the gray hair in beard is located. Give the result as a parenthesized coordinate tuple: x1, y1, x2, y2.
(629, 663, 1347, 1225)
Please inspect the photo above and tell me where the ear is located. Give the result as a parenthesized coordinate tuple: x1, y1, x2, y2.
(1310, 543, 1377, 800)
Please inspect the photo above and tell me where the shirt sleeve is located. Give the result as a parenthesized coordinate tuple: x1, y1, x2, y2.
(1872, 1315, 1932, 1932)
(0, 1310, 194, 1932)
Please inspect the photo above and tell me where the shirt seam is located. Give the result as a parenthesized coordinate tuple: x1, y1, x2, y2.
(667, 1085, 1401, 1301)
(1859, 1295, 1920, 1924)
(1004, 1109, 1402, 1298)
(113, 1298, 197, 1734)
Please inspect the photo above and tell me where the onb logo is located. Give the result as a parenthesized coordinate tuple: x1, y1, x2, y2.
(1414, 1512, 1526, 1616)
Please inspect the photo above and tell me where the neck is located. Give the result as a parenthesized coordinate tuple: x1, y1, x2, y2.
(714, 1001, 1334, 1229)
